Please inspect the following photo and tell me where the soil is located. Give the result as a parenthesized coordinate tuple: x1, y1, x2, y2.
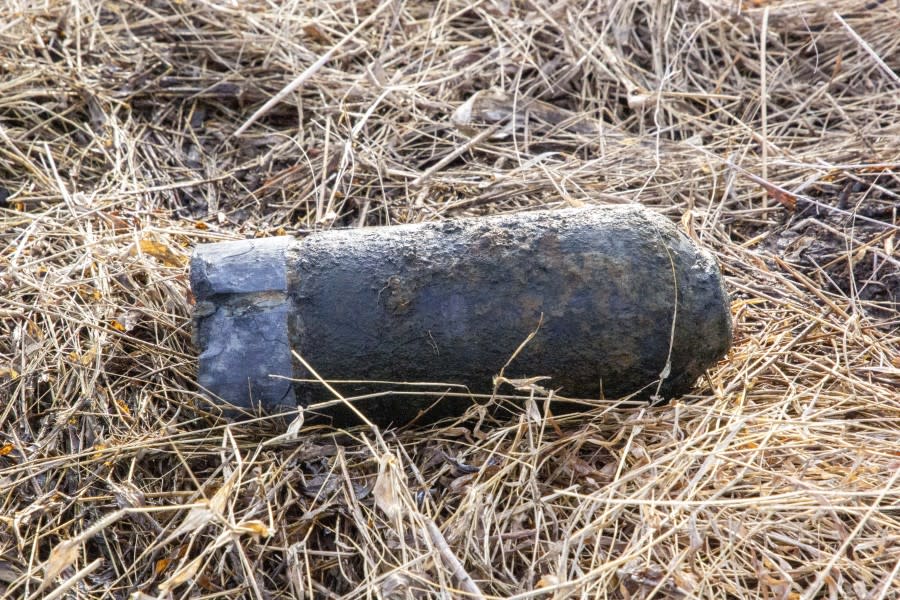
(760, 172, 898, 325)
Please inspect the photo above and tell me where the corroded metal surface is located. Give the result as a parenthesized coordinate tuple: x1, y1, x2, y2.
(191, 206, 732, 425)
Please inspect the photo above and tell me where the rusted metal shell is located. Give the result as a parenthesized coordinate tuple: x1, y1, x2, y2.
(191, 206, 732, 425)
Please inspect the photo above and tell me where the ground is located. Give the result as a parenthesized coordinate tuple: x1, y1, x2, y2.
(0, 1, 898, 598)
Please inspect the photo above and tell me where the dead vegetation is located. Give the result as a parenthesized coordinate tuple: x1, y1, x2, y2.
(1, 0, 898, 598)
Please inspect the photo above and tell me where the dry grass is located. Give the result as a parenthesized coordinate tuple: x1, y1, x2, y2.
(1, 0, 899, 598)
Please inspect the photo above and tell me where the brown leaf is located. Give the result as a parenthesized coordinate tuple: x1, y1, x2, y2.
(525, 398, 542, 424)
(373, 452, 403, 519)
(130, 236, 187, 267)
(448, 472, 477, 494)
(168, 506, 214, 540)
(40, 540, 79, 591)
(157, 555, 202, 593)
(302, 23, 329, 44)
(536, 575, 560, 588)
(207, 471, 237, 518)
(233, 520, 273, 538)
(164, 473, 237, 543)
(767, 187, 797, 210)
(196, 573, 220, 592)
(154, 557, 170, 576)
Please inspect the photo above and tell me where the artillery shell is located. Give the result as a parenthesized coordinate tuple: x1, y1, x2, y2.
(190, 205, 732, 425)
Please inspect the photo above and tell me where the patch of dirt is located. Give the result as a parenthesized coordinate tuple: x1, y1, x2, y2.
(762, 171, 898, 325)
